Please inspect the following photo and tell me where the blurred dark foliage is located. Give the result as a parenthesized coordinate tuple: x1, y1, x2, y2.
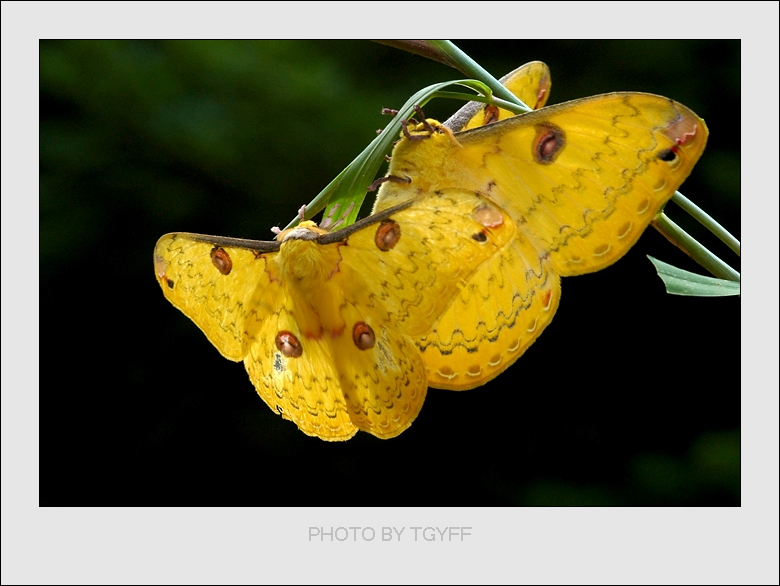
(40, 40, 740, 506)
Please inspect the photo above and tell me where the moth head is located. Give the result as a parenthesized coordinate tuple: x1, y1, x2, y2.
(274, 220, 329, 243)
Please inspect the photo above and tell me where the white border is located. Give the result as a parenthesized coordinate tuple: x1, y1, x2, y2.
(4, 2, 778, 584)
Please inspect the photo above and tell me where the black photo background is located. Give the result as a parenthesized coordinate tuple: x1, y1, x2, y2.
(40, 40, 740, 506)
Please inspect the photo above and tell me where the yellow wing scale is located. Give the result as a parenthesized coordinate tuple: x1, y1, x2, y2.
(418, 240, 561, 391)
(328, 304, 428, 439)
(244, 299, 359, 440)
(336, 189, 517, 337)
(154, 234, 278, 361)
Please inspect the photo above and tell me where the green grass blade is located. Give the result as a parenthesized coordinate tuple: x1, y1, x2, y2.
(671, 191, 741, 256)
(426, 40, 532, 112)
(653, 212, 740, 282)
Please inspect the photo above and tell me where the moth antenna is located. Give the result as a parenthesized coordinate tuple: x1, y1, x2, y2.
(367, 175, 411, 192)
(298, 205, 307, 221)
(401, 119, 412, 141)
(381, 108, 399, 116)
(401, 118, 426, 142)
(414, 105, 436, 135)
(399, 107, 432, 141)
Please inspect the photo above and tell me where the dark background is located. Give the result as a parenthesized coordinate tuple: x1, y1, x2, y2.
(40, 40, 740, 506)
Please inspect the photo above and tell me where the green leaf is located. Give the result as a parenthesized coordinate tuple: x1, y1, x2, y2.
(648, 256, 741, 297)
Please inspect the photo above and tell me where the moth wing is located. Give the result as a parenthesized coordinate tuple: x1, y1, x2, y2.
(153, 233, 278, 361)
